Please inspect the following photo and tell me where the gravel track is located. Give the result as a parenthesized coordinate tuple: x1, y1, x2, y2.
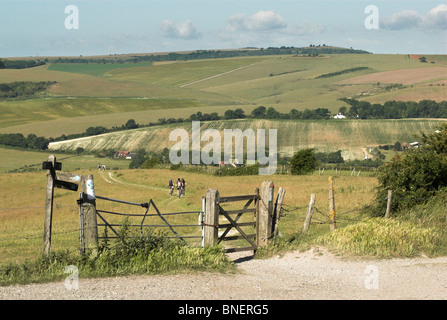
(2, 247, 447, 300)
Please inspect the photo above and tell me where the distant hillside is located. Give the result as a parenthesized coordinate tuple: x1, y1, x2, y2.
(1, 52, 446, 139)
(43, 46, 371, 64)
(48, 119, 446, 161)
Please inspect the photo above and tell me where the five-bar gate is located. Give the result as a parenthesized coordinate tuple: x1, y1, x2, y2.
(217, 192, 259, 253)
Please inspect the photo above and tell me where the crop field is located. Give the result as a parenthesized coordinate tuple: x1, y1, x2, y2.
(0, 97, 205, 134)
(1, 52, 446, 139)
(47, 62, 154, 76)
(48, 118, 446, 160)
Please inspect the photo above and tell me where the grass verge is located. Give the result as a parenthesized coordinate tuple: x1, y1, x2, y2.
(0, 229, 235, 286)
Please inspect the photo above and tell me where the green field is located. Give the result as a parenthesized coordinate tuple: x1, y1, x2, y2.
(47, 62, 153, 76)
(0, 148, 131, 173)
(1, 52, 446, 138)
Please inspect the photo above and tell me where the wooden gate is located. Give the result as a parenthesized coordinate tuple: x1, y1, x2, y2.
(217, 192, 259, 253)
(203, 182, 282, 254)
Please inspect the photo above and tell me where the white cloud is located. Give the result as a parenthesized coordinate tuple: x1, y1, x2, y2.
(160, 20, 202, 40)
(226, 10, 287, 32)
(381, 4, 447, 30)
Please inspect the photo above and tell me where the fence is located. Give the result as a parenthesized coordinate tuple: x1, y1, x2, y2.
(93, 195, 203, 247)
(203, 182, 286, 253)
(282, 176, 398, 234)
(41, 155, 285, 257)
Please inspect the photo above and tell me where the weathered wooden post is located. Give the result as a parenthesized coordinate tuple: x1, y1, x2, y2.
(385, 190, 392, 219)
(258, 181, 274, 247)
(204, 189, 219, 247)
(43, 155, 56, 257)
(81, 174, 98, 253)
(272, 187, 286, 237)
(302, 194, 316, 233)
(328, 176, 336, 232)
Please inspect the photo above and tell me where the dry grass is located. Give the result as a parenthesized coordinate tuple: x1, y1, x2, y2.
(341, 67, 447, 86)
(0, 169, 378, 265)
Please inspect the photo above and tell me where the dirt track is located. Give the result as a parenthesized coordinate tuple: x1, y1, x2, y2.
(1, 247, 447, 300)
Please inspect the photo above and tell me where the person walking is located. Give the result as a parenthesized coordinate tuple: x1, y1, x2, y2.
(176, 178, 182, 198)
(181, 178, 186, 196)
(168, 179, 174, 196)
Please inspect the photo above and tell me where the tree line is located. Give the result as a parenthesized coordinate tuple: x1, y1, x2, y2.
(0, 81, 56, 99)
(341, 98, 447, 119)
(0, 133, 50, 150)
(0, 59, 46, 69)
(13, 46, 369, 66)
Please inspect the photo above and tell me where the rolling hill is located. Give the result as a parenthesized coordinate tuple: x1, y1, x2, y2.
(48, 118, 445, 161)
(0, 50, 446, 138)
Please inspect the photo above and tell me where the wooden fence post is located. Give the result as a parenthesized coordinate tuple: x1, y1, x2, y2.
(43, 155, 56, 257)
(385, 190, 392, 219)
(258, 181, 274, 247)
(328, 176, 336, 232)
(204, 189, 219, 247)
(272, 187, 286, 237)
(302, 194, 316, 233)
(81, 174, 98, 253)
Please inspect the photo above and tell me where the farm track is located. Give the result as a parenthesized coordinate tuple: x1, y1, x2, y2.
(2, 247, 447, 300)
(98, 171, 165, 192)
(179, 63, 259, 87)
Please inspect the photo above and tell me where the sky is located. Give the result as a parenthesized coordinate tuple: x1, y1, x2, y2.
(1, 0, 446, 58)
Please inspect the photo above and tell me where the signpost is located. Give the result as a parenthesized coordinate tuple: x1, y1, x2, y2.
(42, 155, 80, 257)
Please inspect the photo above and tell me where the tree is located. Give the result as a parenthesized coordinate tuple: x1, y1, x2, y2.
(289, 109, 302, 119)
(0, 60, 4, 69)
(233, 108, 245, 119)
(338, 106, 347, 115)
(266, 107, 280, 119)
(224, 109, 235, 119)
(290, 148, 318, 175)
(373, 124, 447, 215)
(125, 119, 138, 130)
(141, 156, 160, 169)
(327, 150, 344, 163)
(129, 149, 147, 169)
(393, 141, 402, 151)
(251, 106, 266, 118)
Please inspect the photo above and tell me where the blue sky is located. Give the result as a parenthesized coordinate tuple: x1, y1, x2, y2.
(1, 0, 446, 57)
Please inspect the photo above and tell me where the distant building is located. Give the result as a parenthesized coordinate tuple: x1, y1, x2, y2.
(333, 113, 346, 119)
(116, 151, 130, 158)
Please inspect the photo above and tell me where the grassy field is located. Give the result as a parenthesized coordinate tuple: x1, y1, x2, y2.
(0, 97, 205, 134)
(47, 62, 153, 76)
(1, 53, 446, 139)
(1, 50, 447, 272)
(0, 148, 132, 173)
(48, 118, 447, 160)
(0, 167, 378, 265)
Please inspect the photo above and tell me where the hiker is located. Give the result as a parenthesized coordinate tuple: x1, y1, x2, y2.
(168, 179, 174, 196)
(176, 178, 182, 198)
(181, 178, 186, 196)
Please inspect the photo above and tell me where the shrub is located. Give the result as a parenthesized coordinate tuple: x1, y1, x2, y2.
(290, 148, 318, 175)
